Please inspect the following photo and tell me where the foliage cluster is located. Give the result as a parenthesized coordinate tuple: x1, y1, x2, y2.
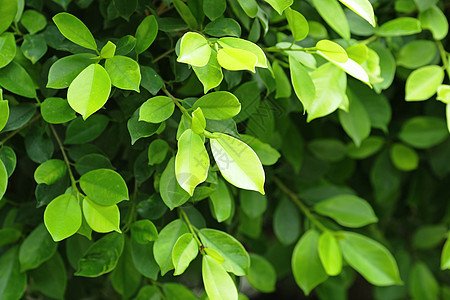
(0, 0, 449, 299)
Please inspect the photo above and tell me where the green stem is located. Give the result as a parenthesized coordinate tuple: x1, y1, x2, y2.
(49, 124, 77, 189)
(437, 40, 450, 80)
(0, 113, 41, 146)
(361, 35, 378, 45)
(162, 87, 192, 122)
(273, 176, 328, 232)
(152, 48, 175, 64)
(179, 207, 203, 247)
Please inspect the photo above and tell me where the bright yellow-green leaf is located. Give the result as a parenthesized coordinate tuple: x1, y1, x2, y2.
(139, 96, 175, 123)
(437, 85, 450, 104)
(312, 0, 350, 40)
(191, 108, 206, 134)
(316, 40, 348, 63)
(192, 50, 223, 93)
(0, 33, 16, 68)
(390, 143, 419, 171)
(0, 0, 17, 35)
(172, 233, 198, 275)
(0, 98, 9, 132)
(177, 32, 211, 67)
(105, 55, 141, 92)
(265, 0, 293, 15)
(318, 231, 343, 276)
(175, 129, 210, 196)
(202, 255, 238, 300)
(376, 17, 421, 37)
(210, 133, 265, 194)
(441, 237, 450, 270)
(53, 13, 97, 51)
(44, 194, 82, 241)
(346, 44, 368, 64)
(135, 15, 158, 54)
(217, 37, 268, 68)
(82, 197, 121, 233)
(405, 65, 444, 101)
(419, 5, 448, 41)
(285, 8, 309, 41)
(67, 64, 111, 119)
(192, 91, 241, 120)
(289, 56, 315, 111)
(34, 159, 67, 185)
(338, 0, 376, 27)
(100, 41, 116, 59)
(217, 48, 257, 72)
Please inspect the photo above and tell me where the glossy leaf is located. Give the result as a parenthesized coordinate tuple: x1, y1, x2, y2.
(316, 40, 348, 63)
(0, 33, 16, 68)
(338, 0, 375, 27)
(376, 17, 421, 36)
(289, 56, 315, 111)
(175, 129, 210, 195)
(246, 253, 276, 292)
(398, 116, 448, 149)
(315, 194, 377, 227)
(193, 50, 223, 93)
(312, 0, 350, 40)
(0, 61, 36, 98)
(285, 8, 308, 41)
(47, 53, 96, 89)
(139, 96, 175, 123)
(67, 64, 111, 119)
(419, 5, 448, 40)
(218, 37, 267, 68)
(0, 0, 17, 35)
(396, 40, 437, 69)
(130, 219, 158, 244)
(160, 157, 191, 210)
(217, 47, 257, 72)
(405, 65, 444, 101)
(105, 55, 141, 92)
(82, 197, 121, 233)
(172, 233, 199, 275)
(199, 228, 250, 276)
(390, 143, 419, 171)
(19, 223, 57, 272)
(53, 12, 97, 50)
(210, 132, 265, 194)
(80, 169, 129, 206)
(41, 97, 76, 124)
(292, 230, 328, 295)
(338, 93, 371, 147)
(339, 231, 402, 286)
(202, 255, 238, 300)
(318, 231, 343, 276)
(177, 32, 211, 67)
(193, 91, 241, 120)
(135, 15, 158, 54)
(44, 194, 82, 241)
(265, 0, 293, 15)
(153, 219, 189, 275)
(0, 247, 26, 300)
(210, 178, 233, 222)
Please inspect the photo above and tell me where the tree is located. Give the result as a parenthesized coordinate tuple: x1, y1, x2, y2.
(0, 0, 449, 299)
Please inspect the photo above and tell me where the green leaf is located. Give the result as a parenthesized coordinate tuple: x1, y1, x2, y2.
(0, 228, 21, 247)
(314, 194, 378, 227)
(76, 232, 124, 277)
(210, 178, 233, 222)
(204, 18, 241, 38)
(193, 50, 223, 93)
(437, 85, 450, 104)
(44, 194, 82, 241)
(339, 231, 402, 286)
(292, 230, 328, 295)
(21, 34, 47, 64)
(236, 0, 258, 18)
(199, 228, 250, 276)
(409, 262, 439, 300)
(80, 168, 128, 206)
(316, 40, 348, 63)
(405, 65, 444, 101)
(19, 223, 57, 272)
(100, 41, 116, 59)
(308, 138, 347, 162)
(289, 56, 315, 111)
(162, 283, 198, 300)
(246, 254, 276, 292)
(0, 32, 16, 68)
(0, 145, 15, 177)
(347, 136, 384, 159)
(34, 159, 67, 185)
(67, 64, 111, 119)
(53, 12, 97, 50)
(210, 132, 265, 194)
(131, 239, 159, 280)
(389, 143, 419, 171)
(265, 0, 293, 14)
(177, 32, 210, 67)
(218, 37, 268, 68)
(192, 91, 241, 120)
(273, 61, 291, 99)
(338, 0, 376, 27)
(0, 247, 26, 300)
(0, 0, 17, 35)
(413, 225, 447, 249)
(442, 238, 450, 270)
(130, 219, 158, 244)
(285, 8, 308, 41)
(273, 198, 301, 245)
(0, 61, 36, 98)
(111, 238, 141, 299)
(41, 97, 76, 124)
(159, 157, 191, 210)
(307, 63, 346, 121)
(376, 17, 421, 36)
(127, 108, 161, 145)
(153, 219, 189, 275)
(397, 40, 437, 69)
(418, 5, 448, 40)
(105, 56, 141, 92)
(239, 189, 267, 219)
(29, 252, 67, 299)
(311, 0, 350, 40)
(0, 99, 9, 133)
(240, 135, 280, 166)
(204, 0, 227, 20)
(139, 96, 175, 123)
(172, 233, 199, 275)
(65, 115, 109, 144)
(338, 93, 371, 147)
(135, 15, 158, 54)
(175, 129, 210, 196)
(82, 197, 121, 233)
(217, 47, 257, 72)
(398, 116, 448, 149)
(148, 139, 169, 166)
(47, 53, 96, 89)
(191, 108, 206, 134)
(346, 44, 368, 64)
(172, 0, 198, 30)
(202, 255, 238, 300)
(318, 231, 343, 276)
